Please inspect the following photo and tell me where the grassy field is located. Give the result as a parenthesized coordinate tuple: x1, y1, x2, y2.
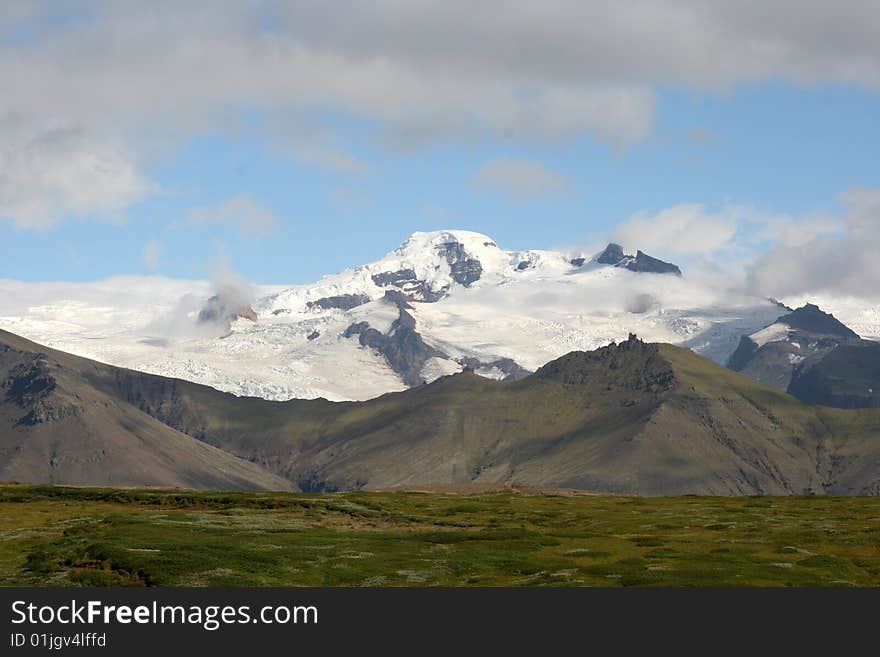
(1, 485, 879, 586)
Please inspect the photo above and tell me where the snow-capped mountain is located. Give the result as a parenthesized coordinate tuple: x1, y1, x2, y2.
(728, 303, 861, 389)
(728, 303, 880, 407)
(1, 230, 878, 402)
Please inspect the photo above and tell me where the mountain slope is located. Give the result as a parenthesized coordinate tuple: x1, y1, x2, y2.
(269, 336, 878, 496)
(0, 330, 293, 490)
(4, 327, 879, 495)
(9, 327, 875, 495)
(728, 303, 880, 408)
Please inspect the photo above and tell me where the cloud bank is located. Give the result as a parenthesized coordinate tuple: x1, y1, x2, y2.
(0, 115, 152, 229)
(612, 204, 740, 256)
(3, 1, 880, 227)
(747, 188, 880, 300)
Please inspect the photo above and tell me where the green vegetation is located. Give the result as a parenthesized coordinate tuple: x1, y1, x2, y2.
(1, 485, 879, 587)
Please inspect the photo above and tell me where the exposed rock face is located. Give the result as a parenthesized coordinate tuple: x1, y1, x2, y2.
(727, 336, 759, 372)
(2, 356, 80, 426)
(437, 241, 483, 286)
(516, 260, 531, 271)
(403, 282, 448, 303)
(369, 238, 483, 304)
(778, 303, 858, 338)
(343, 309, 445, 387)
(596, 243, 626, 265)
(371, 269, 417, 287)
(594, 243, 682, 275)
(4, 357, 56, 407)
(728, 303, 880, 408)
(569, 257, 586, 267)
(341, 322, 371, 339)
(370, 269, 448, 303)
(627, 251, 682, 275)
(788, 342, 880, 409)
(449, 259, 482, 286)
(306, 294, 370, 311)
(381, 290, 414, 309)
(536, 333, 676, 393)
(307, 330, 320, 341)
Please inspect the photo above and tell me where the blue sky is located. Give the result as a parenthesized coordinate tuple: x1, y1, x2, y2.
(2, 2, 879, 295)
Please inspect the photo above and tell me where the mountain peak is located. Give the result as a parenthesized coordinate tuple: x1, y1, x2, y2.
(593, 243, 682, 275)
(596, 243, 626, 264)
(777, 303, 859, 339)
(534, 335, 676, 392)
(394, 230, 499, 257)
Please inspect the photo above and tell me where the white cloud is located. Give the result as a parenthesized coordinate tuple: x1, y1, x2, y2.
(0, 116, 152, 229)
(474, 158, 570, 199)
(187, 196, 280, 238)
(142, 240, 162, 269)
(749, 211, 843, 248)
(4, 2, 878, 157)
(612, 204, 739, 256)
(3, 2, 880, 229)
(606, 199, 855, 294)
(747, 188, 880, 300)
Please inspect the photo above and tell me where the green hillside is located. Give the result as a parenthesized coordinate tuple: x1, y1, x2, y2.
(3, 329, 880, 494)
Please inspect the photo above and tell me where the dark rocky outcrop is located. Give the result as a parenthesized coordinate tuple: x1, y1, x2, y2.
(788, 342, 880, 409)
(437, 240, 482, 286)
(594, 243, 681, 275)
(371, 269, 418, 287)
(306, 294, 370, 311)
(343, 309, 445, 387)
(4, 357, 56, 407)
(516, 260, 531, 271)
(596, 243, 626, 265)
(778, 303, 858, 338)
(536, 333, 676, 393)
(369, 238, 483, 303)
(569, 257, 586, 267)
(449, 258, 483, 286)
(405, 282, 449, 303)
(371, 268, 448, 303)
(728, 303, 880, 409)
(381, 290, 414, 309)
(727, 336, 759, 372)
(2, 356, 80, 426)
(626, 251, 682, 275)
(307, 330, 320, 341)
